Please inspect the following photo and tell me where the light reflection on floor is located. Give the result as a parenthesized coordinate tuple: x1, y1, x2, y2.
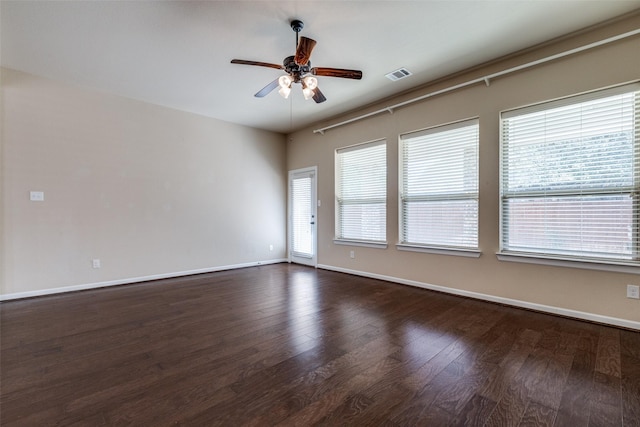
(286, 269, 321, 352)
(281, 267, 471, 370)
(395, 320, 469, 372)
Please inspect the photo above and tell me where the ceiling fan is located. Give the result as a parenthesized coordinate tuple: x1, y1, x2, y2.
(230, 19, 363, 103)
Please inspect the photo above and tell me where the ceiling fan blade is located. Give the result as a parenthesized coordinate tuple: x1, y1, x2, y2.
(311, 67, 363, 80)
(312, 87, 327, 104)
(231, 59, 284, 70)
(254, 78, 280, 98)
(294, 36, 317, 66)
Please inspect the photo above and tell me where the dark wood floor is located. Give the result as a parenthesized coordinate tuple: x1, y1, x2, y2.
(1, 264, 639, 426)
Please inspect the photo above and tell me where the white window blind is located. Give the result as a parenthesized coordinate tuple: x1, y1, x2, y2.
(336, 140, 387, 243)
(400, 119, 479, 249)
(501, 84, 639, 262)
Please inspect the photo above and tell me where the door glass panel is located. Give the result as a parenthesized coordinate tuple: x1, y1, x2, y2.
(292, 174, 312, 257)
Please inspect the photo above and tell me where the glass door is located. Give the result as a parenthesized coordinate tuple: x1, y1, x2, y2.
(289, 167, 317, 266)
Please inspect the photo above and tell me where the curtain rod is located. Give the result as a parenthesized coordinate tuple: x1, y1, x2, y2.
(313, 28, 640, 135)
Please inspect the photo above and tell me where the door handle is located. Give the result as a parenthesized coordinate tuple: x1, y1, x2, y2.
(310, 222, 315, 225)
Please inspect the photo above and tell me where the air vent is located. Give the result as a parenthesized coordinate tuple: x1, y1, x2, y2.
(385, 68, 412, 81)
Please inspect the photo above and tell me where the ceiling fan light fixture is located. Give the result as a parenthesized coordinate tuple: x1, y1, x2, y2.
(278, 85, 291, 99)
(302, 87, 314, 100)
(278, 75, 292, 89)
(302, 76, 318, 100)
(278, 75, 292, 98)
(303, 76, 318, 90)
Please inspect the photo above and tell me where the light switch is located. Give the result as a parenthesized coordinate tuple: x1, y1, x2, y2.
(30, 191, 44, 201)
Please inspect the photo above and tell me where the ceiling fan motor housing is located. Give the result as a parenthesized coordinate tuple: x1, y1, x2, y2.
(290, 19, 304, 33)
(283, 55, 310, 82)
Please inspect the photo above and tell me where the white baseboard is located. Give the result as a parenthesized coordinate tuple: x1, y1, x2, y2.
(0, 259, 288, 301)
(317, 264, 640, 331)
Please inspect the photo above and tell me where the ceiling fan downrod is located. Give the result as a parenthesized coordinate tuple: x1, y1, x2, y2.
(291, 19, 304, 50)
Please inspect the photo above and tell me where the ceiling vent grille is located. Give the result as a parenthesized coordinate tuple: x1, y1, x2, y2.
(385, 68, 412, 81)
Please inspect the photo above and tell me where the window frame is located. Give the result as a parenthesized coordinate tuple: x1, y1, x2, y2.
(397, 118, 481, 257)
(498, 82, 640, 272)
(334, 139, 388, 248)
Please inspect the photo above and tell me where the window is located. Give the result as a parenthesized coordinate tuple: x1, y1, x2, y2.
(335, 140, 387, 244)
(500, 84, 639, 265)
(399, 119, 479, 252)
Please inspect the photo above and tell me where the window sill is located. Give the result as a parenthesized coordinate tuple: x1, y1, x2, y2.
(397, 244, 481, 258)
(333, 239, 388, 249)
(496, 252, 640, 274)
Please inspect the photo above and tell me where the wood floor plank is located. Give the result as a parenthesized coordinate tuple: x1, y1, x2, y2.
(518, 401, 556, 426)
(243, 335, 400, 426)
(479, 328, 542, 403)
(620, 330, 640, 426)
(554, 329, 599, 426)
(275, 356, 404, 426)
(451, 393, 498, 427)
(596, 327, 622, 378)
(1, 264, 638, 426)
(527, 347, 575, 410)
(386, 308, 510, 425)
(589, 371, 623, 426)
(483, 351, 548, 427)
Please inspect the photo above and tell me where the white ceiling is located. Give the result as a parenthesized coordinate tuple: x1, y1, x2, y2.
(2, 1, 639, 134)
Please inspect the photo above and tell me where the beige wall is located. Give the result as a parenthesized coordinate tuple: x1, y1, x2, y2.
(287, 16, 640, 325)
(1, 68, 287, 296)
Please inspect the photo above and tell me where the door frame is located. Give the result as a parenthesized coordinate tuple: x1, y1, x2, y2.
(288, 166, 318, 267)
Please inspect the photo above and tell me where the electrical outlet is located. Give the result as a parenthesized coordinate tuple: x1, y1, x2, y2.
(627, 284, 640, 299)
(92, 259, 101, 269)
(350, 250, 355, 259)
(269, 244, 274, 251)
(30, 191, 44, 201)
